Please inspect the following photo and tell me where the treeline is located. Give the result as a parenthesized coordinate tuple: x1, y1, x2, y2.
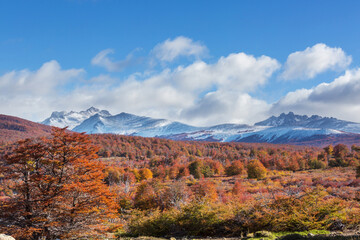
(92, 134, 360, 184)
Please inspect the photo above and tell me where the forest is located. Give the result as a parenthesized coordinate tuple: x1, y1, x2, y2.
(0, 128, 360, 239)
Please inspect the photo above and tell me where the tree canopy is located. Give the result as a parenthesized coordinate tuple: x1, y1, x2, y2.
(0, 128, 117, 240)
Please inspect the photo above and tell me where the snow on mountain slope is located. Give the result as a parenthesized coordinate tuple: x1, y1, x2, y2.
(340, 123, 360, 134)
(72, 112, 199, 136)
(42, 108, 360, 146)
(236, 127, 345, 144)
(42, 107, 111, 129)
(166, 125, 270, 142)
(255, 112, 360, 132)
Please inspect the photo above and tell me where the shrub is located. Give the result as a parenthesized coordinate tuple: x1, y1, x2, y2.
(235, 186, 356, 233)
(247, 159, 267, 179)
(191, 180, 218, 202)
(308, 159, 326, 169)
(177, 201, 225, 236)
(104, 167, 124, 185)
(188, 160, 203, 179)
(225, 160, 244, 176)
(124, 201, 234, 237)
(134, 181, 160, 210)
(139, 168, 153, 181)
(126, 209, 178, 237)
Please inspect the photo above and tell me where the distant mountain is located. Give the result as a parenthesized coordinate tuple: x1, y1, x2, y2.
(42, 107, 111, 129)
(255, 112, 360, 133)
(42, 108, 360, 147)
(73, 112, 199, 137)
(0, 114, 52, 143)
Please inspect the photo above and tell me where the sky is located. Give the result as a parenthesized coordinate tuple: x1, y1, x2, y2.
(1, 0, 360, 126)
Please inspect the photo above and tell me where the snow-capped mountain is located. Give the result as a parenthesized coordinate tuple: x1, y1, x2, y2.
(237, 127, 345, 144)
(72, 112, 199, 137)
(42, 108, 360, 146)
(41, 107, 111, 129)
(254, 112, 360, 133)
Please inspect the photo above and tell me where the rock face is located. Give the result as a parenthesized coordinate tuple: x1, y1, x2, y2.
(0, 234, 16, 240)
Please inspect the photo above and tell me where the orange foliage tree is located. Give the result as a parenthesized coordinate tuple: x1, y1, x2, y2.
(191, 180, 218, 202)
(225, 160, 244, 176)
(139, 168, 153, 181)
(0, 128, 117, 240)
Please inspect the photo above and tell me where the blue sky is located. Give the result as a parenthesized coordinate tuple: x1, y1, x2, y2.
(1, 0, 360, 125)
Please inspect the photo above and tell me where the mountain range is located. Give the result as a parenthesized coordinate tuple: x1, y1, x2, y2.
(41, 107, 360, 146)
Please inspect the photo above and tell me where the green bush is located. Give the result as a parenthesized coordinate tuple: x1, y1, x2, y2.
(247, 159, 267, 179)
(125, 209, 178, 237)
(121, 188, 360, 237)
(188, 160, 203, 179)
(308, 159, 326, 169)
(124, 201, 233, 237)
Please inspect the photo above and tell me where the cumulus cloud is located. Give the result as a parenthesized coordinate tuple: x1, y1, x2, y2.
(91, 49, 137, 72)
(272, 68, 360, 122)
(173, 53, 280, 93)
(152, 36, 208, 62)
(9, 39, 360, 127)
(70, 52, 279, 126)
(0, 50, 279, 126)
(180, 91, 271, 125)
(0, 60, 84, 120)
(280, 43, 352, 80)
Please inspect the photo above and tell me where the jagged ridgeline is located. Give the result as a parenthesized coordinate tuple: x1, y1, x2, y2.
(42, 108, 360, 146)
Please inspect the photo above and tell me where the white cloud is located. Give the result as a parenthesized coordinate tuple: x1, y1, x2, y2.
(152, 36, 208, 62)
(91, 49, 136, 72)
(0, 60, 83, 95)
(0, 50, 279, 126)
(75, 53, 278, 126)
(173, 53, 280, 93)
(280, 43, 352, 80)
(180, 91, 271, 125)
(0, 60, 84, 120)
(272, 68, 360, 122)
(10, 40, 360, 127)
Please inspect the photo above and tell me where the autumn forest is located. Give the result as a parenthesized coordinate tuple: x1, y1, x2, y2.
(0, 128, 359, 239)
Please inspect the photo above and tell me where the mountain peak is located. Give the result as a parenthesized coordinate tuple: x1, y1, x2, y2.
(280, 111, 295, 117)
(255, 112, 306, 127)
(50, 111, 66, 118)
(255, 112, 354, 129)
(42, 107, 111, 129)
(86, 106, 100, 113)
(41, 108, 360, 146)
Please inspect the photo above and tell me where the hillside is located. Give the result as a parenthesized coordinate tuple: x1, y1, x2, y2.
(0, 114, 52, 144)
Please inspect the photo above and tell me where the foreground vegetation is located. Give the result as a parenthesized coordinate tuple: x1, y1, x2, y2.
(0, 129, 360, 239)
(114, 169, 359, 238)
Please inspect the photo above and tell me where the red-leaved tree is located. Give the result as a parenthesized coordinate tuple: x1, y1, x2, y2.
(0, 128, 117, 240)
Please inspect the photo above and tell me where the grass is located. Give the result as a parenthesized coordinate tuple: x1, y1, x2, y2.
(247, 230, 331, 239)
(116, 230, 332, 240)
